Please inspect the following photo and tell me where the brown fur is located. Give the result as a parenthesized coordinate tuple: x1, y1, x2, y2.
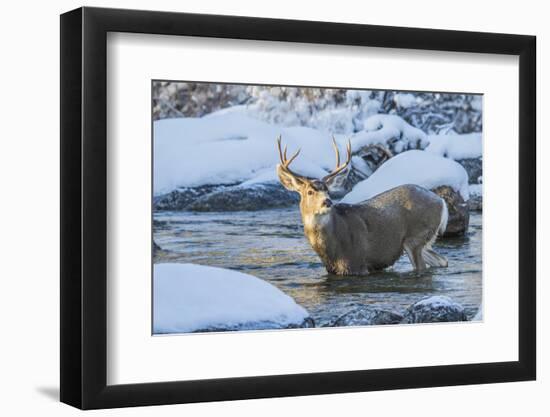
(279, 163, 447, 275)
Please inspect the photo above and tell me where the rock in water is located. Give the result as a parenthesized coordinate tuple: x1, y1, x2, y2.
(187, 183, 299, 212)
(155, 182, 299, 212)
(431, 185, 470, 236)
(154, 184, 236, 211)
(330, 306, 404, 327)
(402, 296, 467, 324)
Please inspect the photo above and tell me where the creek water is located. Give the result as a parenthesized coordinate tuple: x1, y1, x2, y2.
(154, 208, 482, 326)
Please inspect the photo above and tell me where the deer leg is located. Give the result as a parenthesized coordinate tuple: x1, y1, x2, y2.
(412, 246, 427, 272)
(421, 230, 448, 268)
(422, 247, 448, 267)
(404, 242, 427, 272)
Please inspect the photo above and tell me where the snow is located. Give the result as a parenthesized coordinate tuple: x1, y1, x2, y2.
(341, 150, 470, 203)
(393, 93, 418, 109)
(426, 132, 482, 160)
(154, 112, 350, 195)
(351, 114, 428, 154)
(153, 263, 309, 333)
(155, 111, 476, 198)
(242, 86, 381, 133)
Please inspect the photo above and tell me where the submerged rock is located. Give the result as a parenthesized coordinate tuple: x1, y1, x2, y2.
(329, 306, 403, 327)
(402, 296, 467, 324)
(431, 185, 470, 236)
(187, 183, 299, 212)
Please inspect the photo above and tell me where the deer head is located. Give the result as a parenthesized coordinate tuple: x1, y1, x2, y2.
(276, 136, 351, 216)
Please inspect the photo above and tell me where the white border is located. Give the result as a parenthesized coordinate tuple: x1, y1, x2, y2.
(106, 32, 518, 385)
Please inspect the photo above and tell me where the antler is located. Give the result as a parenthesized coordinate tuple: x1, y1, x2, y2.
(277, 136, 306, 178)
(322, 136, 352, 182)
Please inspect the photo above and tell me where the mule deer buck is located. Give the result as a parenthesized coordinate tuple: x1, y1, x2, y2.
(276, 136, 448, 275)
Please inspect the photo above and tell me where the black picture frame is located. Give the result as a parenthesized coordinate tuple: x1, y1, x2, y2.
(60, 6, 536, 410)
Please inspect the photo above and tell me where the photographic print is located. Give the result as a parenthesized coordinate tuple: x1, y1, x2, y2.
(152, 81, 483, 335)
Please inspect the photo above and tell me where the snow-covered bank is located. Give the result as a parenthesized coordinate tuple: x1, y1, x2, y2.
(154, 113, 338, 195)
(154, 112, 471, 196)
(341, 150, 470, 204)
(153, 263, 310, 333)
(426, 132, 482, 160)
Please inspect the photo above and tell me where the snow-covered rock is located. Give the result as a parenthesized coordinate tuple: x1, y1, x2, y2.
(401, 296, 467, 324)
(153, 263, 311, 333)
(329, 306, 403, 327)
(426, 133, 482, 184)
(468, 184, 483, 211)
(351, 114, 429, 155)
(426, 133, 482, 160)
(341, 150, 470, 204)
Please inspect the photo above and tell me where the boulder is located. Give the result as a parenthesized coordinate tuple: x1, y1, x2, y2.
(329, 306, 403, 327)
(401, 296, 467, 324)
(431, 185, 470, 236)
(187, 183, 299, 212)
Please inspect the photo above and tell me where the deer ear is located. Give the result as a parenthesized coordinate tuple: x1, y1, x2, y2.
(277, 165, 305, 192)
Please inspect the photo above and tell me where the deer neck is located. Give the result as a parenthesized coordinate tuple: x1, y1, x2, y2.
(301, 207, 333, 235)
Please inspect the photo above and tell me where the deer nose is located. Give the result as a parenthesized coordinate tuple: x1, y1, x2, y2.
(322, 199, 332, 208)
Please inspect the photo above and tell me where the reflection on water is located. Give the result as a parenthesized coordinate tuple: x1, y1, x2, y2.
(154, 208, 482, 326)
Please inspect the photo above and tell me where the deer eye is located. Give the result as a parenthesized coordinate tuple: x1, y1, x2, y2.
(307, 190, 314, 196)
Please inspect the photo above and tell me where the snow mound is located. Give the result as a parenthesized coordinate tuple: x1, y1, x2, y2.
(154, 112, 351, 195)
(351, 114, 428, 154)
(341, 150, 470, 203)
(153, 263, 309, 333)
(426, 132, 482, 160)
